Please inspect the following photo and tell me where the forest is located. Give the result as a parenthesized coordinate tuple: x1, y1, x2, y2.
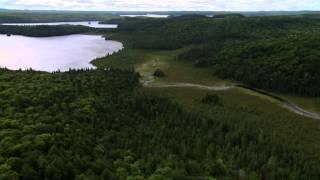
(0, 25, 96, 37)
(0, 11, 117, 23)
(107, 15, 320, 96)
(0, 68, 320, 179)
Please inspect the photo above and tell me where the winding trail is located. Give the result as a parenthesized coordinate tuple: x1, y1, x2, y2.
(144, 81, 320, 120)
(147, 82, 233, 91)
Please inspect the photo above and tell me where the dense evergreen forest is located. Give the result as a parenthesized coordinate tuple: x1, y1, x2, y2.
(108, 15, 320, 96)
(0, 25, 96, 37)
(0, 11, 117, 23)
(0, 68, 320, 179)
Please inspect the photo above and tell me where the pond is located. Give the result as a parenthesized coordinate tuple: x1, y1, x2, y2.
(1, 21, 117, 28)
(0, 34, 123, 72)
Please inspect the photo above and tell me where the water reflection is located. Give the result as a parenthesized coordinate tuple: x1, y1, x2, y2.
(1, 21, 117, 29)
(0, 34, 123, 72)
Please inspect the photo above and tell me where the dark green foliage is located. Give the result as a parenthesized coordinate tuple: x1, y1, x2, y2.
(101, 18, 168, 38)
(112, 16, 320, 50)
(153, 69, 165, 78)
(0, 25, 98, 37)
(212, 36, 320, 96)
(0, 11, 117, 23)
(0, 68, 319, 179)
(169, 14, 209, 20)
(201, 94, 221, 105)
(213, 13, 245, 18)
(178, 34, 320, 96)
(109, 15, 320, 96)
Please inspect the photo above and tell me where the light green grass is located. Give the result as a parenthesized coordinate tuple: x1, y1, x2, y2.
(92, 46, 320, 116)
(93, 47, 231, 85)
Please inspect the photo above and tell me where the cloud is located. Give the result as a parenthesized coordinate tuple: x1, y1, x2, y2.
(0, 0, 319, 11)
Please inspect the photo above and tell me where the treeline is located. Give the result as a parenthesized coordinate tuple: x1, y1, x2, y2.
(111, 15, 320, 49)
(0, 12, 116, 23)
(109, 15, 320, 96)
(212, 36, 320, 96)
(213, 13, 245, 18)
(101, 17, 167, 32)
(177, 35, 320, 96)
(1, 69, 320, 179)
(0, 25, 98, 37)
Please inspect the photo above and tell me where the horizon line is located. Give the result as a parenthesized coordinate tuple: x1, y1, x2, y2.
(1, 8, 320, 12)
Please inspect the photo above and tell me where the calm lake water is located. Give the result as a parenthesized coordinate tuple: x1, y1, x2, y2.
(0, 34, 123, 72)
(1, 21, 117, 28)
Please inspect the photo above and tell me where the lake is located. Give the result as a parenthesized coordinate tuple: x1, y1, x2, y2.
(1, 21, 117, 28)
(120, 14, 169, 18)
(0, 34, 123, 72)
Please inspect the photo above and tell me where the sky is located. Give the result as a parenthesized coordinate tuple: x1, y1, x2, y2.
(0, 0, 320, 11)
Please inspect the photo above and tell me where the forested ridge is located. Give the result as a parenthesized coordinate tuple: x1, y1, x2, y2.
(108, 15, 320, 96)
(0, 12, 116, 23)
(0, 25, 110, 37)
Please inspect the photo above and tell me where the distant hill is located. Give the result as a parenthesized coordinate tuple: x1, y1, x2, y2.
(242, 11, 320, 16)
(0, 9, 10, 12)
(169, 14, 208, 19)
(1, 8, 320, 17)
(213, 13, 244, 18)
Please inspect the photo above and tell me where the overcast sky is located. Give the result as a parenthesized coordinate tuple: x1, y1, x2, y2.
(0, 0, 319, 11)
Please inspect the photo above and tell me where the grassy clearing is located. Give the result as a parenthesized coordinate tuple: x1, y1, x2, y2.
(151, 54, 231, 86)
(92, 46, 320, 116)
(93, 47, 232, 85)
